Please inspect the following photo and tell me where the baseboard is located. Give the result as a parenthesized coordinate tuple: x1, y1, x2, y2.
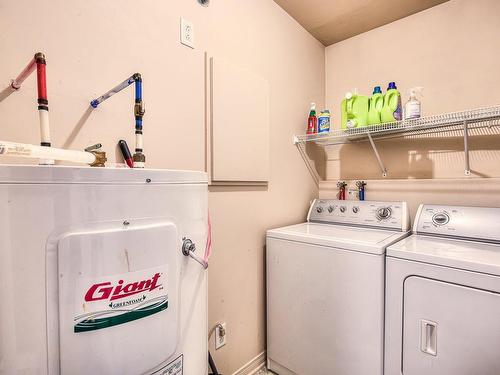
(231, 351, 266, 375)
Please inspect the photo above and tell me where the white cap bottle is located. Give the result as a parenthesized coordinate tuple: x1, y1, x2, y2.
(404, 87, 423, 120)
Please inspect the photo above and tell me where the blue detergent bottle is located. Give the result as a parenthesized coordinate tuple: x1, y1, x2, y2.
(381, 82, 402, 122)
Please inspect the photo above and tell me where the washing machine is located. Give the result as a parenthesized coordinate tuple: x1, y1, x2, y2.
(385, 204, 500, 375)
(266, 199, 410, 375)
(0, 165, 208, 375)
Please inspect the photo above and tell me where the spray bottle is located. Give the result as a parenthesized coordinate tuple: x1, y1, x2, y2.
(307, 103, 317, 134)
(404, 87, 423, 120)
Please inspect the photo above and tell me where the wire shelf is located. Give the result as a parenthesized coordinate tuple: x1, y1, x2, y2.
(293, 105, 500, 182)
(294, 105, 500, 146)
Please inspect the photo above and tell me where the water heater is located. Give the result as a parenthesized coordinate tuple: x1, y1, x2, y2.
(0, 165, 208, 375)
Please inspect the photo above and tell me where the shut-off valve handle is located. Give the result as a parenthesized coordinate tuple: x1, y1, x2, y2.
(182, 238, 208, 269)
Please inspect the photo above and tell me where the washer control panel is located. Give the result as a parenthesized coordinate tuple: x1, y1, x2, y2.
(414, 204, 500, 242)
(307, 199, 410, 231)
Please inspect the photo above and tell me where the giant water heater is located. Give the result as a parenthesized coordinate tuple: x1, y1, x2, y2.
(0, 165, 208, 375)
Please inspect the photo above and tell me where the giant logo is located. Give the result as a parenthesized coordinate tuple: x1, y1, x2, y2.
(84, 273, 162, 302)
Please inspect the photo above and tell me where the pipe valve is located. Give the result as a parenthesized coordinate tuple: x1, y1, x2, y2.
(182, 238, 196, 256)
(85, 143, 107, 167)
(337, 180, 347, 200)
(182, 237, 208, 269)
(356, 180, 367, 201)
(134, 101, 145, 117)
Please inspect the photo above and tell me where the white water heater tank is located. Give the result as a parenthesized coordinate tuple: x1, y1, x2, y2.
(0, 165, 208, 375)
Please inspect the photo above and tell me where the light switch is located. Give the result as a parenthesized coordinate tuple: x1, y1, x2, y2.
(180, 18, 194, 49)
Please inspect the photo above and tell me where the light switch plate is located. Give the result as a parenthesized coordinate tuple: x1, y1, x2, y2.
(180, 18, 194, 48)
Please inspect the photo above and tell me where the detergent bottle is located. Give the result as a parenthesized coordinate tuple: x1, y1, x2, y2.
(367, 86, 383, 125)
(318, 109, 331, 133)
(404, 86, 423, 120)
(341, 91, 369, 130)
(380, 82, 402, 123)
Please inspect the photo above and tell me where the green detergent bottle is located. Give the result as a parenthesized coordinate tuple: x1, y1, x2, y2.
(341, 91, 369, 130)
(367, 86, 383, 125)
(380, 82, 402, 123)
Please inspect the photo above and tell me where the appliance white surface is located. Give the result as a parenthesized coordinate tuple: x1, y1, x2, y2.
(413, 204, 500, 242)
(267, 222, 406, 255)
(387, 234, 500, 276)
(308, 199, 409, 231)
(0, 165, 208, 375)
(267, 199, 409, 375)
(0, 164, 207, 184)
(385, 204, 500, 375)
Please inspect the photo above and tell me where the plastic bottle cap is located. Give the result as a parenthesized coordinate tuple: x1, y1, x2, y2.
(347, 119, 356, 128)
(388, 82, 397, 90)
(408, 86, 424, 96)
(373, 86, 382, 94)
(345, 92, 353, 99)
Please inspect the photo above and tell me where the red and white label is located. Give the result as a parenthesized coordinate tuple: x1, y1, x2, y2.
(74, 265, 169, 332)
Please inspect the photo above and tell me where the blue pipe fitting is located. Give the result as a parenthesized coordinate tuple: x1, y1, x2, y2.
(356, 181, 366, 201)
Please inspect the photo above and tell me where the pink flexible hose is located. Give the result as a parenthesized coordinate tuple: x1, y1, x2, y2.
(203, 212, 212, 265)
(11, 57, 36, 89)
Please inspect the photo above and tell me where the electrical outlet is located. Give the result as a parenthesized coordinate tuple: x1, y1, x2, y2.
(180, 18, 194, 49)
(215, 322, 226, 350)
(348, 188, 359, 200)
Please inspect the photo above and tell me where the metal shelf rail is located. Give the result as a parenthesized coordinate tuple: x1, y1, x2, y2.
(293, 105, 500, 182)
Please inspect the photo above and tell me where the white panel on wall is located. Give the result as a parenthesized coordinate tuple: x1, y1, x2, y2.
(210, 57, 270, 184)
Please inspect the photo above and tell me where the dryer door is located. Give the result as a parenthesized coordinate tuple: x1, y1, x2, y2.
(402, 276, 500, 375)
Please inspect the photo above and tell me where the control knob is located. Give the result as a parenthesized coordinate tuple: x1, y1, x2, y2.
(339, 206, 346, 213)
(376, 207, 392, 220)
(316, 206, 323, 213)
(352, 206, 359, 213)
(432, 212, 450, 226)
(328, 206, 334, 213)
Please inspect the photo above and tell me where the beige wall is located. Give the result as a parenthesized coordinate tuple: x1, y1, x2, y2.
(0, 1, 324, 373)
(323, 0, 500, 215)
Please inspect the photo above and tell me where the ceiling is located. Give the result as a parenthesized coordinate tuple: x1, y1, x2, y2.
(273, 0, 449, 46)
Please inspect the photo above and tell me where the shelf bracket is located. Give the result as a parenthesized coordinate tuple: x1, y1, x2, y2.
(463, 120, 471, 176)
(294, 138, 320, 186)
(367, 133, 387, 177)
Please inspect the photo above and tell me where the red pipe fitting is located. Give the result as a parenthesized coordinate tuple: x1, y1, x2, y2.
(35, 53, 47, 102)
(337, 181, 347, 200)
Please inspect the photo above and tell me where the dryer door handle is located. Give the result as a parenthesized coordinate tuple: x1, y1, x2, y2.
(420, 319, 437, 356)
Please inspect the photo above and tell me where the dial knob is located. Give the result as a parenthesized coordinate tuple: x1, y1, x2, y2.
(339, 206, 346, 213)
(352, 206, 359, 213)
(376, 207, 392, 220)
(432, 212, 450, 226)
(316, 206, 323, 213)
(328, 206, 334, 213)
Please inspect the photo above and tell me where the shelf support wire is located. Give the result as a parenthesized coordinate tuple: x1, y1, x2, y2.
(367, 133, 388, 177)
(294, 136, 320, 186)
(463, 120, 471, 176)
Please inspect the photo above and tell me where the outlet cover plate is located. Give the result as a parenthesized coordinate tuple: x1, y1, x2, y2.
(180, 18, 194, 48)
(215, 322, 226, 350)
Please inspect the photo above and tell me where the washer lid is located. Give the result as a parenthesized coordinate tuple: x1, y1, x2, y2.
(267, 222, 409, 255)
(387, 234, 500, 276)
